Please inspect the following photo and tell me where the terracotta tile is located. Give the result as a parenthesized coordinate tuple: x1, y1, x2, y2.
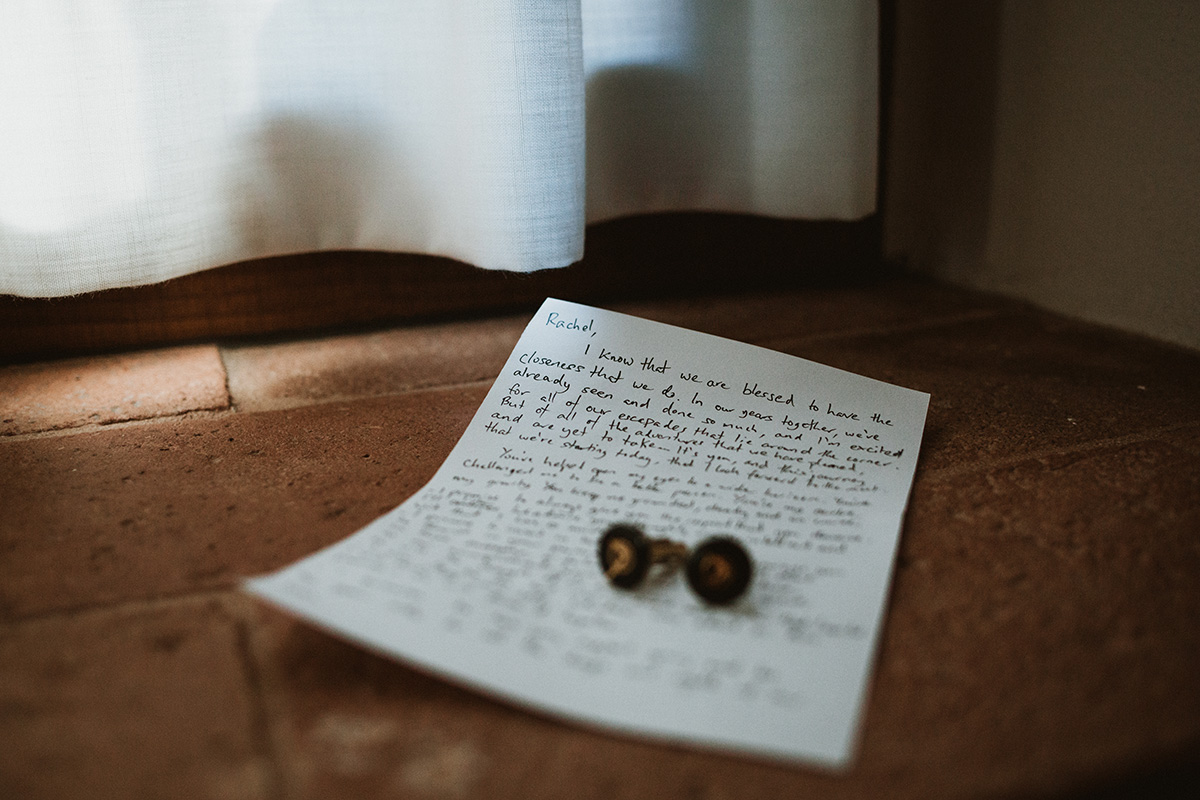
(0, 386, 486, 622)
(221, 278, 1013, 414)
(0, 594, 274, 800)
(247, 602, 895, 800)
(867, 437, 1200, 794)
(238, 434, 1200, 800)
(613, 277, 1021, 346)
(222, 316, 525, 412)
(4, 285, 1199, 799)
(0, 345, 229, 436)
(771, 312, 1200, 473)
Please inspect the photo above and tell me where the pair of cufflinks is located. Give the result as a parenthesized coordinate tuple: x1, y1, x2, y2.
(597, 524, 753, 605)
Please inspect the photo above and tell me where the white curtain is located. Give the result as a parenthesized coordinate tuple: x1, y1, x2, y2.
(0, 1, 878, 298)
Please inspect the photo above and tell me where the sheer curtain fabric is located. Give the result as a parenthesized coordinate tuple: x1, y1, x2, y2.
(0, 1, 878, 297)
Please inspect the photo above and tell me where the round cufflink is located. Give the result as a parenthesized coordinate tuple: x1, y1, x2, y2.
(598, 527, 753, 604)
(598, 524, 688, 589)
(685, 536, 753, 605)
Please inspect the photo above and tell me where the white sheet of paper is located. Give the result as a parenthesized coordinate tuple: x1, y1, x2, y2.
(246, 298, 930, 768)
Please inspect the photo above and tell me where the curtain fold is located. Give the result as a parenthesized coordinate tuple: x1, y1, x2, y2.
(0, 0, 877, 298)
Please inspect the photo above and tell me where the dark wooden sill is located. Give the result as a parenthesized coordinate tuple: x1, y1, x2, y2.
(0, 213, 883, 363)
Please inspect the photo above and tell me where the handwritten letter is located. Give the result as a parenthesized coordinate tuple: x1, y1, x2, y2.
(246, 298, 930, 767)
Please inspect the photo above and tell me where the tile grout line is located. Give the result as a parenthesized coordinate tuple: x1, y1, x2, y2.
(0, 378, 499, 442)
(0, 584, 296, 798)
(14, 416, 1196, 622)
(4, 305, 1014, 439)
(918, 420, 1200, 482)
(224, 377, 498, 415)
(8, 420, 1193, 625)
(0, 585, 238, 628)
(232, 598, 291, 800)
(215, 344, 240, 414)
(0, 407, 239, 443)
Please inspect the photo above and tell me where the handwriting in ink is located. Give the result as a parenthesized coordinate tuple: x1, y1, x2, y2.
(546, 312, 596, 335)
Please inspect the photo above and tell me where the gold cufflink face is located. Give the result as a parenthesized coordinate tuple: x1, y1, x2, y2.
(599, 524, 649, 588)
(598, 525, 687, 589)
(686, 536, 753, 605)
(598, 526, 752, 604)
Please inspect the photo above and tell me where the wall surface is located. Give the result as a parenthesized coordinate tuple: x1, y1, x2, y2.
(887, 0, 1200, 351)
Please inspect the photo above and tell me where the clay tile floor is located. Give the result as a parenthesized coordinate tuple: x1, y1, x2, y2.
(2, 275, 1199, 800)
